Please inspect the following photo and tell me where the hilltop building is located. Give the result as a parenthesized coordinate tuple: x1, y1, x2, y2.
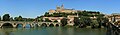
(49, 4, 79, 14)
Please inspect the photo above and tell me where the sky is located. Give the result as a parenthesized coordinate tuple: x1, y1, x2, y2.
(0, 0, 120, 18)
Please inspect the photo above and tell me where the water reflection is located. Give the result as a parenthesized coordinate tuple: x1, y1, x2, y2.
(0, 28, 14, 35)
(0, 27, 114, 35)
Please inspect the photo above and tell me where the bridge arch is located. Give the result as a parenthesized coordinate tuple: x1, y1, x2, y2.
(49, 24, 54, 27)
(16, 23, 23, 28)
(55, 24, 59, 27)
(1, 23, 13, 28)
(41, 23, 47, 27)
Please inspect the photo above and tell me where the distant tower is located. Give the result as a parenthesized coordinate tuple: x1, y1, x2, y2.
(56, 5, 61, 12)
(61, 4, 64, 10)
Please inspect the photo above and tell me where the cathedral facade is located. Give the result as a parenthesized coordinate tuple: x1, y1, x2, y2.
(49, 4, 78, 14)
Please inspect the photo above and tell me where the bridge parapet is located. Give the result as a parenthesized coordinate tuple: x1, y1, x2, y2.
(0, 21, 62, 28)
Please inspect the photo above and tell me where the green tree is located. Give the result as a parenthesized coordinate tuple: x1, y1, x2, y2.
(14, 16, 23, 21)
(2, 14, 10, 21)
(18, 16, 23, 21)
(36, 16, 43, 22)
(74, 17, 80, 26)
(80, 16, 92, 26)
(61, 18, 67, 26)
(14, 17, 18, 21)
(54, 20, 58, 22)
(45, 18, 51, 22)
(97, 16, 108, 28)
(10, 17, 13, 21)
(101, 17, 109, 27)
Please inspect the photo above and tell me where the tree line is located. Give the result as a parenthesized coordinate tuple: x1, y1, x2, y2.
(0, 14, 42, 21)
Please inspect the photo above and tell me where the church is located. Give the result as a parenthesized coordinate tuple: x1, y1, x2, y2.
(49, 4, 78, 14)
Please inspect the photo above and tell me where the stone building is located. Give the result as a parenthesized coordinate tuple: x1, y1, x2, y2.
(42, 17, 65, 23)
(49, 4, 78, 14)
(67, 15, 78, 26)
(105, 13, 120, 22)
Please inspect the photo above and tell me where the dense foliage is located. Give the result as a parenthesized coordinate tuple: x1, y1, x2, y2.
(61, 18, 67, 26)
(2, 14, 10, 21)
(14, 16, 23, 21)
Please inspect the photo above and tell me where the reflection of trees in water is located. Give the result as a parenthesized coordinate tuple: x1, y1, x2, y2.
(0, 28, 15, 35)
(106, 23, 120, 35)
(4, 31, 14, 35)
(106, 29, 119, 35)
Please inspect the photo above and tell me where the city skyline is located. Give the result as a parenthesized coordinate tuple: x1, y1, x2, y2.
(0, 0, 120, 18)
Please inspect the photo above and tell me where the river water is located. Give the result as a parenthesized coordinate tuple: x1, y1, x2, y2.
(0, 27, 107, 35)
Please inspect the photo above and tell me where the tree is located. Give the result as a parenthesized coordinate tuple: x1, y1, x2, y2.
(2, 14, 10, 21)
(97, 16, 102, 28)
(45, 18, 51, 22)
(14, 17, 18, 21)
(14, 16, 23, 21)
(97, 16, 109, 28)
(74, 17, 80, 26)
(61, 18, 67, 26)
(10, 17, 13, 21)
(80, 16, 92, 26)
(101, 17, 109, 27)
(54, 20, 58, 22)
(36, 16, 43, 22)
(18, 16, 23, 21)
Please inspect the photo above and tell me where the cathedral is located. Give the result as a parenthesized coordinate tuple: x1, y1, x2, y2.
(49, 4, 77, 14)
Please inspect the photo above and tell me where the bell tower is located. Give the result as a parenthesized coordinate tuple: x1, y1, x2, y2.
(61, 4, 64, 10)
(56, 5, 61, 12)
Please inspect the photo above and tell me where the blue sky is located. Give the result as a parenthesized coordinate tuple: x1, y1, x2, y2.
(0, 0, 120, 18)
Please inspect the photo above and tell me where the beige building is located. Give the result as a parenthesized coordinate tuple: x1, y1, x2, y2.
(43, 17, 65, 23)
(49, 4, 78, 14)
(67, 15, 78, 26)
(42, 15, 78, 26)
(105, 13, 120, 24)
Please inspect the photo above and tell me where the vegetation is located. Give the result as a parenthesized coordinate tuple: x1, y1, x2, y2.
(2, 14, 10, 21)
(79, 16, 92, 26)
(44, 18, 52, 22)
(74, 17, 80, 26)
(44, 11, 100, 17)
(0, 14, 38, 22)
(97, 16, 109, 28)
(54, 20, 58, 22)
(14, 16, 23, 21)
(36, 16, 43, 22)
(61, 18, 67, 26)
(10, 17, 14, 21)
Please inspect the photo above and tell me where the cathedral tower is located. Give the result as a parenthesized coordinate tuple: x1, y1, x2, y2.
(61, 4, 64, 10)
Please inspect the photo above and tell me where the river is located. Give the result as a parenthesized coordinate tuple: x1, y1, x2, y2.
(0, 27, 107, 35)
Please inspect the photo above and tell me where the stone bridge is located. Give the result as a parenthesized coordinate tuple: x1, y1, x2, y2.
(0, 21, 61, 28)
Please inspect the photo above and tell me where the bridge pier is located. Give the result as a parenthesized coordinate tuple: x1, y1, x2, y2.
(59, 24, 61, 27)
(37, 24, 41, 27)
(22, 24, 26, 28)
(30, 24, 35, 28)
(54, 24, 56, 27)
(47, 25, 49, 27)
(12, 23, 17, 28)
(0, 23, 3, 28)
